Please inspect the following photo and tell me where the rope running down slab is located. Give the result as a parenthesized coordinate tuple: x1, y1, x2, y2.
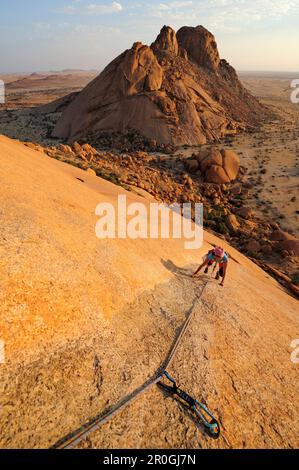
(51, 280, 209, 449)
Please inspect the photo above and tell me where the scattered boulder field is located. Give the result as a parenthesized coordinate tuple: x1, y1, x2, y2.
(23, 139, 299, 298)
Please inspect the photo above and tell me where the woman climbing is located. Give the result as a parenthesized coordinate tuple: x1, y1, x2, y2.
(192, 247, 229, 287)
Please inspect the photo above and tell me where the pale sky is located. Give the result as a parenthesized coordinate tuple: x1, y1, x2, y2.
(0, 0, 299, 73)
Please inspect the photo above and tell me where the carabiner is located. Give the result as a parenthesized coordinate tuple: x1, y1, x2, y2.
(194, 401, 221, 439)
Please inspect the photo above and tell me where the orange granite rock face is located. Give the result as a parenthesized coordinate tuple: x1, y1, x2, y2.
(0, 135, 298, 449)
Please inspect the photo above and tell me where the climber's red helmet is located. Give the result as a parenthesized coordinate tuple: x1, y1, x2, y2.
(214, 247, 225, 259)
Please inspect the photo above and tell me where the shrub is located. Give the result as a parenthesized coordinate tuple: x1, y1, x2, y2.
(291, 272, 299, 286)
(247, 251, 262, 260)
(217, 221, 229, 235)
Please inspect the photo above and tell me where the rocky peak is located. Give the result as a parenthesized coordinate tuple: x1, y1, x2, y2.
(177, 25, 221, 71)
(120, 42, 163, 94)
(132, 41, 143, 50)
(53, 24, 268, 146)
(151, 25, 179, 56)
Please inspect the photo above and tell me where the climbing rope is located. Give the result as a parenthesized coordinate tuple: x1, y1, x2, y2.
(51, 280, 220, 449)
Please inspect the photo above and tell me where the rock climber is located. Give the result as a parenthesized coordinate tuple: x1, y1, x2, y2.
(192, 246, 229, 286)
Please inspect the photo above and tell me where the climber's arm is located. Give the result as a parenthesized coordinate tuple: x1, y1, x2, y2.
(192, 258, 209, 277)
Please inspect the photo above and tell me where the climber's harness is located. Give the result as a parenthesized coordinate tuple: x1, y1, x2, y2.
(158, 371, 221, 439)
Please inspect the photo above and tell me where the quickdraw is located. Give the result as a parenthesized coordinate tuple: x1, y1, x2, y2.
(158, 371, 221, 439)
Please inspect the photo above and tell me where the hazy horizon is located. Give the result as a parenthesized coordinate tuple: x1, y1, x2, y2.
(1, 0, 299, 74)
(1, 68, 299, 77)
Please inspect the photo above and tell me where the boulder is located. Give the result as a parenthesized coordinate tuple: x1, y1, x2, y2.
(197, 149, 222, 173)
(222, 149, 240, 181)
(276, 239, 299, 257)
(269, 222, 280, 231)
(72, 141, 82, 153)
(177, 25, 220, 71)
(24, 142, 42, 152)
(186, 159, 199, 173)
(245, 240, 261, 253)
(57, 144, 74, 154)
(230, 184, 242, 196)
(213, 197, 221, 206)
(261, 244, 273, 255)
(243, 220, 257, 231)
(270, 230, 295, 242)
(226, 214, 240, 233)
(195, 147, 240, 184)
(81, 143, 98, 155)
(77, 151, 88, 161)
(268, 230, 299, 256)
(86, 168, 97, 176)
(236, 207, 255, 220)
(151, 25, 179, 55)
(205, 165, 231, 184)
